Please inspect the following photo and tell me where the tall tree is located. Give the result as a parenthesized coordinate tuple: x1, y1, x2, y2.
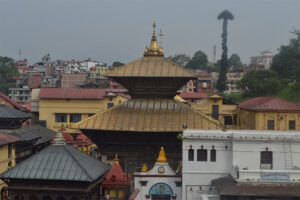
(167, 54, 191, 66)
(112, 61, 125, 67)
(228, 53, 243, 71)
(185, 50, 208, 70)
(216, 10, 234, 92)
(0, 56, 18, 94)
(271, 30, 300, 82)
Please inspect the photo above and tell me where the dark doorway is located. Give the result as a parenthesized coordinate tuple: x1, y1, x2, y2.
(151, 195, 171, 200)
(212, 105, 219, 120)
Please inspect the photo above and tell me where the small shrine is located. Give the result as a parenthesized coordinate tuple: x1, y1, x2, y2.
(101, 154, 130, 200)
(76, 133, 97, 156)
(133, 147, 181, 200)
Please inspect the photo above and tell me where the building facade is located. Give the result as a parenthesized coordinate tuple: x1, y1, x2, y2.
(250, 51, 273, 69)
(182, 129, 300, 200)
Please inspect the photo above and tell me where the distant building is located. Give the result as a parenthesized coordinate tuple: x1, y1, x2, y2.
(182, 130, 300, 200)
(224, 72, 245, 93)
(239, 97, 300, 130)
(250, 51, 273, 69)
(133, 147, 181, 200)
(179, 92, 208, 105)
(8, 84, 31, 104)
(60, 74, 88, 88)
(90, 66, 109, 78)
(196, 71, 213, 93)
(15, 60, 29, 74)
(0, 132, 110, 200)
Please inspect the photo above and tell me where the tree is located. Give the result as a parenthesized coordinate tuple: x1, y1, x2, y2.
(112, 61, 125, 67)
(167, 54, 191, 66)
(228, 54, 243, 71)
(216, 10, 234, 92)
(0, 56, 18, 94)
(185, 50, 208, 70)
(271, 30, 300, 82)
(239, 70, 282, 97)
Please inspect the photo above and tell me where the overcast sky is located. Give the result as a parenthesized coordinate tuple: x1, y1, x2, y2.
(0, 0, 299, 65)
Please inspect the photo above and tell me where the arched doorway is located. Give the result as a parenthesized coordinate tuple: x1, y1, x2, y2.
(149, 183, 173, 200)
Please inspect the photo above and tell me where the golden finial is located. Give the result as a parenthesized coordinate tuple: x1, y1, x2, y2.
(114, 154, 120, 165)
(144, 22, 164, 57)
(157, 146, 167, 163)
(141, 163, 148, 172)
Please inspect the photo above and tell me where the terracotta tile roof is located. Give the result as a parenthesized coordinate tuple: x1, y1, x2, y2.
(180, 92, 208, 99)
(105, 56, 196, 78)
(39, 88, 106, 100)
(0, 133, 21, 146)
(213, 175, 300, 196)
(239, 97, 300, 111)
(76, 99, 223, 132)
(0, 92, 22, 110)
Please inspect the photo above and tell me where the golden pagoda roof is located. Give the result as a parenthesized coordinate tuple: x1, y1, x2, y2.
(157, 146, 167, 163)
(76, 99, 223, 132)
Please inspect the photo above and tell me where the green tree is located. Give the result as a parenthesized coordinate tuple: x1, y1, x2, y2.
(228, 53, 243, 71)
(167, 54, 191, 66)
(216, 10, 234, 92)
(271, 30, 300, 82)
(112, 61, 125, 67)
(185, 50, 208, 70)
(0, 56, 18, 94)
(239, 70, 282, 97)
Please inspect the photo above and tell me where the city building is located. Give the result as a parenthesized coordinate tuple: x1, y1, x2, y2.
(90, 66, 109, 78)
(76, 23, 223, 174)
(38, 88, 129, 134)
(191, 94, 238, 128)
(224, 72, 245, 94)
(60, 74, 88, 88)
(239, 97, 300, 130)
(8, 84, 31, 104)
(0, 132, 110, 200)
(182, 129, 300, 200)
(0, 133, 20, 190)
(250, 51, 273, 69)
(133, 147, 181, 200)
(15, 60, 29, 74)
(101, 154, 130, 200)
(179, 92, 208, 105)
(196, 71, 214, 93)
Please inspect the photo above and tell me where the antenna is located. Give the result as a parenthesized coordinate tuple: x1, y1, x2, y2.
(18, 49, 22, 61)
(159, 29, 164, 47)
(213, 45, 217, 64)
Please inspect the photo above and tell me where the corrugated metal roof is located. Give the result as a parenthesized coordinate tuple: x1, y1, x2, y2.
(0, 104, 30, 119)
(0, 144, 110, 182)
(76, 99, 223, 132)
(105, 56, 196, 78)
(180, 92, 208, 99)
(239, 97, 300, 111)
(1, 125, 55, 144)
(39, 88, 106, 100)
(0, 133, 21, 146)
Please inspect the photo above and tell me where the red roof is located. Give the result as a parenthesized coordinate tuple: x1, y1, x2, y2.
(0, 133, 21, 146)
(39, 88, 106, 100)
(102, 156, 130, 188)
(239, 97, 300, 111)
(180, 92, 208, 99)
(76, 133, 94, 146)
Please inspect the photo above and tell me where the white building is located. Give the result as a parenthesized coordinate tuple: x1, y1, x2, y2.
(133, 147, 182, 200)
(182, 130, 300, 200)
(250, 51, 273, 69)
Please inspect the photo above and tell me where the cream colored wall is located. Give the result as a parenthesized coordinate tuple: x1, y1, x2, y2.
(240, 109, 300, 131)
(0, 144, 16, 189)
(39, 95, 128, 134)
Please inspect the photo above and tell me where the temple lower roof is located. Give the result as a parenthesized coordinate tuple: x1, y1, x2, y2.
(76, 99, 223, 132)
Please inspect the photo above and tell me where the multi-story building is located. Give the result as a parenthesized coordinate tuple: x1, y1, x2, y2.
(60, 74, 88, 88)
(250, 51, 273, 69)
(8, 84, 31, 104)
(15, 60, 29, 75)
(224, 72, 244, 93)
(196, 71, 213, 93)
(38, 88, 129, 134)
(182, 129, 300, 200)
(239, 97, 300, 131)
(90, 66, 109, 78)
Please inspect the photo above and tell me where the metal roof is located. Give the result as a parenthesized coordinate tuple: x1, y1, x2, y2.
(1, 125, 55, 144)
(39, 88, 106, 100)
(104, 56, 196, 78)
(0, 104, 30, 119)
(76, 99, 223, 132)
(0, 133, 21, 146)
(0, 144, 110, 182)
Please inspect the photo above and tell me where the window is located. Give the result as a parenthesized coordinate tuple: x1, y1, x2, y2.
(188, 149, 194, 161)
(197, 149, 207, 161)
(210, 149, 216, 162)
(212, 105, 219, 120)
(107, 103, 114, 108)
(70, 114, 81, 123)
(289, 120, 296, 130)
(8, 143, 12, 158)
(261, 151, 273, 169)
(55, 114, 67, 122)
(267, 120, 274, 130)
(224, 116, 237, 125)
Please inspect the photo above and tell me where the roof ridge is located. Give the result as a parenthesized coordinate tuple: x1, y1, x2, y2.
(63, 145, 94, 181)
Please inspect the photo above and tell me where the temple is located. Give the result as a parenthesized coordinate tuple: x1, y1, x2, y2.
(76, 22, 223, 173)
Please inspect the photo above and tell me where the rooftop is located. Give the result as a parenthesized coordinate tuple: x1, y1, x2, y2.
(0, 133, 21, 146)
(39, 88, 106, 100)
(0, 104, 30, 119)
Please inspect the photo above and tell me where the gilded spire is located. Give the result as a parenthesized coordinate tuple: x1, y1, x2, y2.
(141, 163, 148, 172)
(144, 21, 164, 57)
(114, 154, 120, 165)
(157, 146, 167, 163)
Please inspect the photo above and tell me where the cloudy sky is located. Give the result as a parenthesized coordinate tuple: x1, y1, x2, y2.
(0, 0, 299, 65)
